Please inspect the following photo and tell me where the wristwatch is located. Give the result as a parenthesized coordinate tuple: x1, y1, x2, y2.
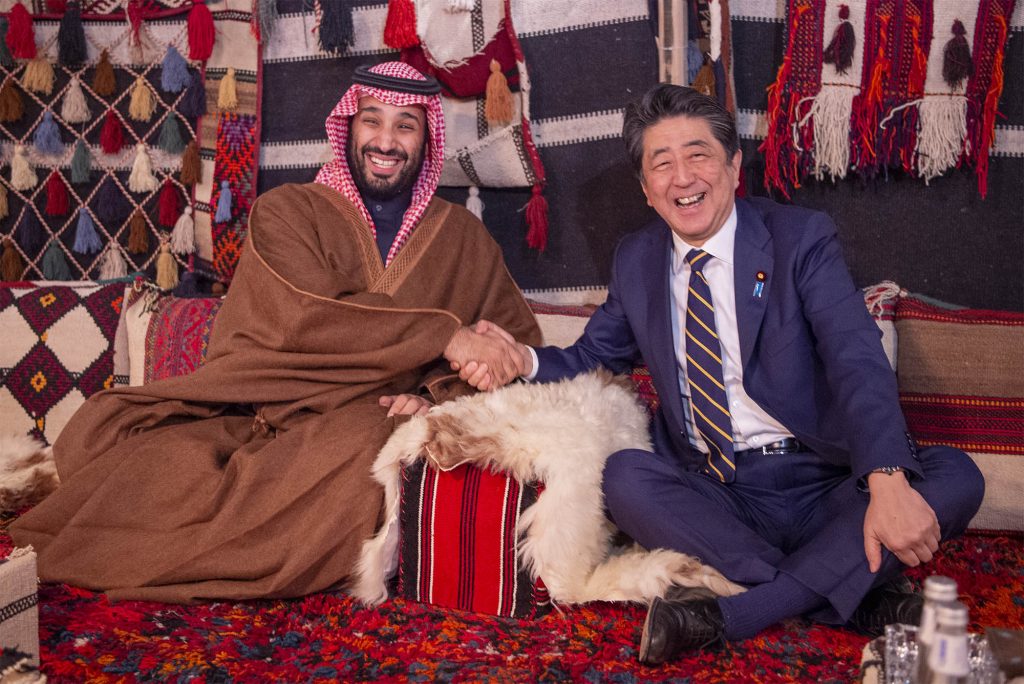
(870, 466, 906, 476)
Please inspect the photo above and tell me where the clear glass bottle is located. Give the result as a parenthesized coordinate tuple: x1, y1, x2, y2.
(915, 575, 959, 683)
(925, 600, 970, 684)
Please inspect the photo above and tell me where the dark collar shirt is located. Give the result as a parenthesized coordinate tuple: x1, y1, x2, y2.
(363, 188, 413, 263)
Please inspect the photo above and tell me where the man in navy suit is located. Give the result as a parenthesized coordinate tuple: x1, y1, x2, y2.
(462, 84, 983, 663)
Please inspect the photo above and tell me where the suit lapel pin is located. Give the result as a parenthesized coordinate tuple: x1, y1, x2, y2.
(753, 271, 766, 298)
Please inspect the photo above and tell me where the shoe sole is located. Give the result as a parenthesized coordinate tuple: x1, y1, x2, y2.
(638, 597, 660, 665)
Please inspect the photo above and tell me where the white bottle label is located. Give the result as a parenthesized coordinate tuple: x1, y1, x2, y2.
(928, 634, 970, 676)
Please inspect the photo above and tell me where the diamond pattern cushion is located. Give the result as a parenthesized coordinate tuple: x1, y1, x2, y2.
(0, 282, 127, 444)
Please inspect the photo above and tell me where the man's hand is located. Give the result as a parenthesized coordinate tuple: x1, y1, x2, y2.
(444, 323, 525, 391)
(378, 393, 433, 417)
(863, 472, 940, 573)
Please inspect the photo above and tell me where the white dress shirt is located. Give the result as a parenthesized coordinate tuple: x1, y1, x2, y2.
(671, 205, 791, 453)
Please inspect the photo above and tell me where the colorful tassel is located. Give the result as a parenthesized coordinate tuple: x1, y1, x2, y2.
(170, 204, 195, 254)
(6, 2, 36, 60)
(214, 180, 232, 222)
(127, 209, 149, 253)
(70, 139, 92, 184)
(943, 20, 973, 90)
(161, 45, 191, 93)
(0, 80, 24, 123)
(0, 18, 15, 70)
(158, 115, 187, 154)
(100, 109, 126, 154)
(95, 178, 126, 223)
(188, 1, 216, 61)
(1, 238, 25, 281)
(217, 67, 238, 111)
(318, 0, 354, 54)
(33, 110, 63, 156)
(179, 140, 202, 186)
(22, 56, 55, 95)
(57, 1, 87, 66)
(823, 4, 856, 76)
(253, 0, 279, 42)
(45, 171, 69, 216)
(42, 241, 72, 280)
(129, 143, 160, 193)
(0, 183, 6, 220)
(15, 209, 45, 254)
(61, 76, 90, 123)
(524, 185, 548, 251)
(129, 77, 155, 121)
(10, 144, 37, 191)
(156, 242, 179, 290)
(180, 71, 207, 118)
(383, 0, 418, 49)
(692, 60, 715, 98)
(484, 60, 513, 126)
(125, 0, 145, 50)
(92, 49, 116, 97)
(465, 185, 484, 221)
(73, 207, 103, 253)
(99, 244, 127, 279)
(159, 179, 181, 226)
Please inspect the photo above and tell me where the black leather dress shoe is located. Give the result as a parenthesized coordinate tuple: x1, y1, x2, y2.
(847, 578, 924, 637)
(639, 594, 726, 665)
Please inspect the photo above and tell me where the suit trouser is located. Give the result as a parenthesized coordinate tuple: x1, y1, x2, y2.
(602, 445, 984, 623)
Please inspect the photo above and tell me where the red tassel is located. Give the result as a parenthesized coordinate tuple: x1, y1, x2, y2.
(159, 179, 181, 227)
(383, 0, 418, 49)
(6, 3, 37, 60)
(99, 110, 125, 154)
(126, 0, 145, 47)
(45, 172, 69, 216)
(524, 185, 548, 252)
(188, 1, 216, 61)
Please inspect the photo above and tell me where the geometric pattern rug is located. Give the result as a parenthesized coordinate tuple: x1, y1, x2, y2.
(2, 511, 1020, 682)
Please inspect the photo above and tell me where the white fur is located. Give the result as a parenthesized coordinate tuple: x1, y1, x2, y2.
(354, 370, 744, 607)
(0, 432, 57, 511)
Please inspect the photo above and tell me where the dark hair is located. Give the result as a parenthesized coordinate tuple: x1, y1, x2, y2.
(622, 84, 740, 179)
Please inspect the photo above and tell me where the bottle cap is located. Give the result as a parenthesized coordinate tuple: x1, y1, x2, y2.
(923, 575, 958, 602)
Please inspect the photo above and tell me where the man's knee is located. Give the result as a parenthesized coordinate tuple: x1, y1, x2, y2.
(601, 449, 655, 515)
(918, 446, 985, 535)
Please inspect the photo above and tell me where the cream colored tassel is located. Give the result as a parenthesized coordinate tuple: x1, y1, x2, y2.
(170, 205, 195, 255)
(466, 185, 484, 221)
(22, 56, 55, 95)
(218, 67, 238, 111)
(61, 76, 91, 123)
(99, 244, 128, 280)
(128, 143, 160, 193)
(155, 242, 179, 290)
(128, 77, 155, 122)
(10, 144, 38, 190)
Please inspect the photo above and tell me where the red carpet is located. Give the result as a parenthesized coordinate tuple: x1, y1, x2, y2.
(2, 511, 1021, 683)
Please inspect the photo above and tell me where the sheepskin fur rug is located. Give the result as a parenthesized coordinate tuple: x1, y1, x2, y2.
(354, 370, 743, 608)
(0, 432, 57, 511)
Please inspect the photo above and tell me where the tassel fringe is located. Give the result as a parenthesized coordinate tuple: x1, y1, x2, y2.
(2, 238, 25, 281)
(22, 57, 54, 95)
(218, 67, 238, 111)
(188, 1, 216, 61)
(156, 243, 179, 290)
(99, 245, 127, 279)
(73, 208, 103, 254)
(799, 84, 858, 182)
(11, 144, 38, 191)
(92, 49, 116, 96)
(525, 185, 548, 251)
(383, 0, 418, 49)
(129, 143, 160, 193)
(129, 77, 155, 121)
(484, 60, 513, 126)
(61, 76, 90, 123)
(170, 205, 195, 254)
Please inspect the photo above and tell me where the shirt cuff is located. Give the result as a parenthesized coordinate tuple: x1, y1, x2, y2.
(522, 346, 540, 381)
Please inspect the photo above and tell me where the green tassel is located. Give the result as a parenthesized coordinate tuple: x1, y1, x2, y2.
(71, 140, 92, 184)
(158, 116, 186, 154)
(42, 241, 73, 280)
(0, 18, 15, 70)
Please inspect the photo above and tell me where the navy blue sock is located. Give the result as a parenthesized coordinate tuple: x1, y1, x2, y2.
(717, 572, 828, 640)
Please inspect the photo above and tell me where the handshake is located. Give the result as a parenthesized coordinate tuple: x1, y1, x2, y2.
(443, 320, 533, 391)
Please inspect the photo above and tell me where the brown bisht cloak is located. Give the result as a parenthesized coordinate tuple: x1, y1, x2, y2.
(10, 183, 541, 603)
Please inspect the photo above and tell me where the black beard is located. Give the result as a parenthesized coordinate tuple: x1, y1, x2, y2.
(346, 141, 424, 202)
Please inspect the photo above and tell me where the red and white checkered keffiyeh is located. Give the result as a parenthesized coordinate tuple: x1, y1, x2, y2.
(315, 62, 446, 266)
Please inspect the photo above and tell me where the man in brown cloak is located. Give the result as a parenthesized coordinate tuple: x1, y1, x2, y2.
(10, 62, 541, 603)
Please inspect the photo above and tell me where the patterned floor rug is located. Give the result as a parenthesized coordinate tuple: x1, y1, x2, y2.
(2, 511, 1021, 683)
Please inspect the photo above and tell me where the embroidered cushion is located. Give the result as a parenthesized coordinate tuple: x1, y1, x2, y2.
(896, 294, 1024, 531)
(0, 281, 128, 443)
(397, 459, 550, 619)
(0, 547, 39, 670)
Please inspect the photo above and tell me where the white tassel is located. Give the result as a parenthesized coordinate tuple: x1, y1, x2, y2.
(916, 95, 969, 183)
(796, 85, 858, 182)
(710, 0, 722, 63)
(465, 185, 484, 221)
(128, 143, 160, 193)
(170, 205, 195, 255)
(61, 76, 91, 124)
(10, 144, 38, 191)
(99, 244, 128, 279)
(446, 0, 476, 11)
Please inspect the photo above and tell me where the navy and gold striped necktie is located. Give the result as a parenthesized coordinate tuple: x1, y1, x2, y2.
(684, 248, 736, 483)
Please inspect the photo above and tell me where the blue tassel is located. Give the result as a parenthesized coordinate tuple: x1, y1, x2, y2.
(58, 2, 88, 66)
(179, 72, 207, 119)
(161, 45, 192, 93)
(215, 180, 232, 222)
(318, 1, 354, 54)
(16, 210, 46, 255)
(73, 207, 103, 254)
(42, 241, 73, 280)
(34, 111, 64, 156)
(94, 177, 127, 224)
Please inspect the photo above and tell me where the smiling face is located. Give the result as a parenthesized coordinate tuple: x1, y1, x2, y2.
(346, 96, 427, 201)
(639, 114, 741, 246)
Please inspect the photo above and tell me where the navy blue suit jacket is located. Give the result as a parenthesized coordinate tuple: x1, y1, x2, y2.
(535, 197, 920, 481)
